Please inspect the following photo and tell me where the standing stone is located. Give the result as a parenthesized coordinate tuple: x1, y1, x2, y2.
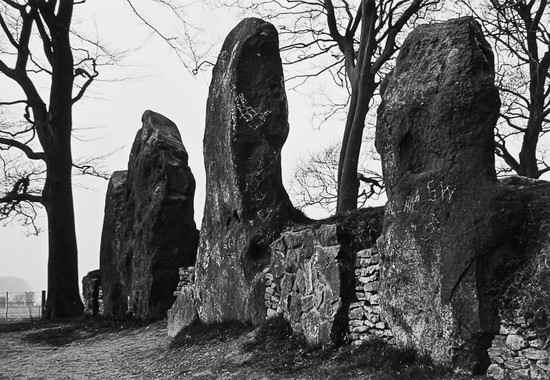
(195, 18, 302, 324)
(99, 170, 129, 319)
(127, 111, 199, 319)
(375, 17, 500, 371)
(82, 269, 101, 316)
(100, 110, 199, 320)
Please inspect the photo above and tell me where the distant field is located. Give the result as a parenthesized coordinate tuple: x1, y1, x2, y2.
(1, 304, 42, 321)
(0, 291, 43, 321)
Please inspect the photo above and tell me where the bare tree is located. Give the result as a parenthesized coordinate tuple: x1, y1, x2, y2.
(460, 0, 550, 178)
(0, 0, 208, 319)
(290, 142, 383, 214)
(125, 0, 214, 73)
(0, 0, 115, 318)
(0, 141, 45, 235)
(221, 0, 441, 214)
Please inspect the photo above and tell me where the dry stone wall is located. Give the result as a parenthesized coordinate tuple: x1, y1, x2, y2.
(174, 267, 195, 293)
(484, 178, 550, 379)
(263, 209, 384, 346)
(167, 267, 198, 337)
(265, 224, 341, 345)
(487, 315, 550, 380)
(348, 248, 393, 345)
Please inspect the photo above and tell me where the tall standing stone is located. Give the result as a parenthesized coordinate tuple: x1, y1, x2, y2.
(99, 170, 129, 319)
(195, 18, 301, 324)
(100, 110, 199, 320)
(375, 18, 500, 371)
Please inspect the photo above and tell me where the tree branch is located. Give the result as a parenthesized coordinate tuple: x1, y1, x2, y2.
(495, 134, 520, 173)
(0, 12, 18, 49)
(0, 192, 43, 204)
(0, 137, 46, 160)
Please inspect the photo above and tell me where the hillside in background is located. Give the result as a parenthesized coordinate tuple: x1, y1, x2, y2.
(0, 276, 32, 292)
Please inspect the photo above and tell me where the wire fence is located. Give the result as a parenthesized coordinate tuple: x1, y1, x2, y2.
(0, 291, 45, 322)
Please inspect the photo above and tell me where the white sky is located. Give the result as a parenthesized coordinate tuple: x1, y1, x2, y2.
(0, 1, 348, 291)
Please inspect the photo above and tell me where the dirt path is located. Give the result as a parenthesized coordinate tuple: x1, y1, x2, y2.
(0, 321, 258, 379)
(0, 319, 482, 379)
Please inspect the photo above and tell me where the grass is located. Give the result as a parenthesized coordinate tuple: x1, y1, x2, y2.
(239, 316, 470, 379)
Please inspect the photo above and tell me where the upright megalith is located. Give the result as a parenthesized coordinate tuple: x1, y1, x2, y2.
(195, 18, 302, 324)
(100, 110, 199, 320)
(375, 18, 500, 371)
(82, 269, 102, 316)
(99, 170, 129, 319)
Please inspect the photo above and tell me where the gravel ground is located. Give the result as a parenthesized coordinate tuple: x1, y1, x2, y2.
(0, 320, 254, 379)
(0, 319, 485, 380)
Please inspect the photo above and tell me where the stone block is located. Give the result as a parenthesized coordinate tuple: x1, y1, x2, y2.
(507, 335, 527, 351)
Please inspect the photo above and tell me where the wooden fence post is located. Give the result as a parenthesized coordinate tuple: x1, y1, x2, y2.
(41, 290, 46, 319)
(5, 292, 8, 319)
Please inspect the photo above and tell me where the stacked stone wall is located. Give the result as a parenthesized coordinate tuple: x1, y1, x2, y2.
(348, 248, 393, 345)
(266, 224, 341, 346)
(487, 315, 550, 379)
(167, 266, 198, 337)
(174, 267, 195, 295)
(264, 214, 388, 346)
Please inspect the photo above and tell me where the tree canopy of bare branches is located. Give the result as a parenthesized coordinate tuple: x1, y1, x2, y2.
(290, 142, 383, 214)
(0, 0, 113, 318)
(461, 0, 550, 178)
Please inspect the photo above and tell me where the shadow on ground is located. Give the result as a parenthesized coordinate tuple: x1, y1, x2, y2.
(170, 320, 253, 349)
(6, 317, 149, 346)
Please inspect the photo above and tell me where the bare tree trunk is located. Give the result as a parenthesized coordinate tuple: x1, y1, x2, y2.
(43, 17, 83, 318)
(337, 85, 358, 186)
(337, 79, 375, 214)
(518, 63, 547, 178)
(336, 0, 378, 215)
(43, 149, 83, 319)
(518, 118, 541, 178)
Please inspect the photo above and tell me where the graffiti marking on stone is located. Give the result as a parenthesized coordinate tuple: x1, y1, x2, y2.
(235, 93, 272, 129)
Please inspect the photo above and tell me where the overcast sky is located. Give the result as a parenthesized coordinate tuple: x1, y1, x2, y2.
(0, 1, 349, 291)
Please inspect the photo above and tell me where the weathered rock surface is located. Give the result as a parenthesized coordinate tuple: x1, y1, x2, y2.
(195, 18, 303, 324)
(99, 170, 129, 319)
(375, 17, 500, 371)
(82, 269, 101, 316)
(100, 110, 199, 320)
(127, 111, 199, 320)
